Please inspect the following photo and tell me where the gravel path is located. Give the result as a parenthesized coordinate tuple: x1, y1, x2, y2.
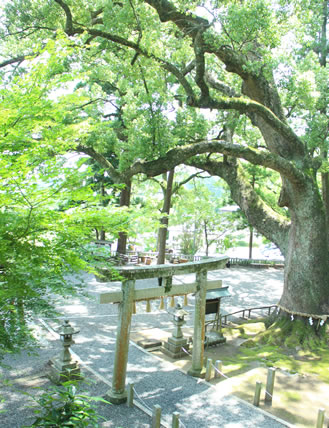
(0, 266, 291, 427)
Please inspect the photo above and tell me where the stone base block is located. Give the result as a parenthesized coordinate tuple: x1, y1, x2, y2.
(137, 339, 162, 349)
(49, 358, 81, 384)
(161, 339, 189, 359)
(105, 388, 127, 405)
(187, 366, 206, 378)
(205, 332, 226, 347)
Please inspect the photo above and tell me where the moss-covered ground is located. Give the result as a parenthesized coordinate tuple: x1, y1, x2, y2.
(203, 319, 329, 427)
(218, 319, 329, 382)
(132, 320, 329, 427)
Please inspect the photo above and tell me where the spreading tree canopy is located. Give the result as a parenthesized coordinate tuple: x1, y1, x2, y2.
(0, 0, 328, 328)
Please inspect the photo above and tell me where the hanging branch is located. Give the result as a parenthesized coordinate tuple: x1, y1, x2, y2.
(173, 171, 208, 194)
(129, 0, 143, 65)
(193, 29, 209, 101)
(54, 0, 74, 35)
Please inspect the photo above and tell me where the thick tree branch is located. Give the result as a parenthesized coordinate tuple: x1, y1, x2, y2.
(0, 53, 36, 68)
(76, 146, 122, 183)
(191, 95, 303, 153)
(145, 0, 208, 37)
(54, 0, 74, 35)
(182, 60, 195, 76)
(128, 140, 306, 185)
(186, 157, 290, 254)
(205, 71, 239, 97)
(193, 29, 209, 100)
(143, 0, 306, 160)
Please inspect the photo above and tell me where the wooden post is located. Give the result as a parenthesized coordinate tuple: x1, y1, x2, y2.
(214, 360, 222, 378)
(253, 381, 262, 407)
(170, 296, 175, 307)
(106, 279, 135, 404)
(127, 383, 134, 408)
(172, 411, 180, 428)
(205, 358, 213, 381)
(184, 294, 188, 306)
(265, 367, 276, 405)
(146, 299, 151, 312)
(316, 408, 325, 428)
(188, 269, 207, 377)
(159, 296, 165, 310)
(152, 404, 162, 428)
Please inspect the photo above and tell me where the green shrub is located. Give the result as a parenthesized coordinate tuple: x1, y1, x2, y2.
(24, 381, 109, 427)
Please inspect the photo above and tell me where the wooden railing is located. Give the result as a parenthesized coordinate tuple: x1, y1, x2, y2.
(221, 304, 278, 325)
(229, 257, 284, 267)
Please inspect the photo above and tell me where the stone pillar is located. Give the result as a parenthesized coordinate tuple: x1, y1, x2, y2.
(188, 269, 207, 377)
(106, 279, 135, 404)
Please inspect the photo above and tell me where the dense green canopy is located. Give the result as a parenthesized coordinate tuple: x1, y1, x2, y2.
(0, 0, 328, 353)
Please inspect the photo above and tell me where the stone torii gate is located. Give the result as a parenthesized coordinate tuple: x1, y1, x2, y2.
(99, 256, 228, 404)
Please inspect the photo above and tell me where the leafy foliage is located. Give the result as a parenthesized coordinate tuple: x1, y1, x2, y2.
(0, 49, 131, 357)
(25, 381, 109, 427)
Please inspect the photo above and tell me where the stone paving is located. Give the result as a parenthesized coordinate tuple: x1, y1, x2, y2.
(0, 266, 292, 427)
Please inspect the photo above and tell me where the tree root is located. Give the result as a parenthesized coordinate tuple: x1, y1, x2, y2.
(254, 315, 328, 350)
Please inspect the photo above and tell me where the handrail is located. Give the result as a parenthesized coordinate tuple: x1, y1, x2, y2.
(229, 257, 284, 266)
(221, 304, 278, 325)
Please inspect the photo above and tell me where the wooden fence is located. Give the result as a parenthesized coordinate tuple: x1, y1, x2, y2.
(221, 305, 278, 325)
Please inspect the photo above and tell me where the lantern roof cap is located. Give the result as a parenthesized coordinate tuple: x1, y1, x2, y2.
(58, 319, 80, 336)
(168, 303, 188, 318)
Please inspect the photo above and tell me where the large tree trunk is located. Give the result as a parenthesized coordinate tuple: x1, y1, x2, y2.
(278, 179, 329, 316)
(190, 157, 329, 317)
(322, 167, 329, 244)
(157, 169, 175, 264)
(116, 180, 132, 255)
(319, 0, 329, 247)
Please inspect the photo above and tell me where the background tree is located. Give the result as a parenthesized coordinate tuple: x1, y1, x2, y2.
(172, 177, 237, 256)
(0, 46, 131, 357)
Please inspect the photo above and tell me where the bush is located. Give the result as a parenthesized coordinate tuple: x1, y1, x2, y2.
(24, 381, 109, 427)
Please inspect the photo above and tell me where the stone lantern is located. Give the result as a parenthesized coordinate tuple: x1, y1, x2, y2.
(50, 319, 81, 384)
(162, 303, 190, 359)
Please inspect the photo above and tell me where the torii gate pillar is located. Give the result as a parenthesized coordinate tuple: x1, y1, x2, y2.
(106, 279, 135, 404)
(188, 269, 207, 377)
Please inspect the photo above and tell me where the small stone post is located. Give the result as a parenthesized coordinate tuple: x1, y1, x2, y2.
(188, 269, 207, 377)
(316, 408, 325, 428)
(127, 383, 134, 408)
(152, 404, 162, 428)
(253, 381, 262, 407)
(214, 360, 222, 378)
(106, 279, 135, 404)
(265, 367, 276, 405)
(205, 358, 213, 381)
(172, 411, 180, 428)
